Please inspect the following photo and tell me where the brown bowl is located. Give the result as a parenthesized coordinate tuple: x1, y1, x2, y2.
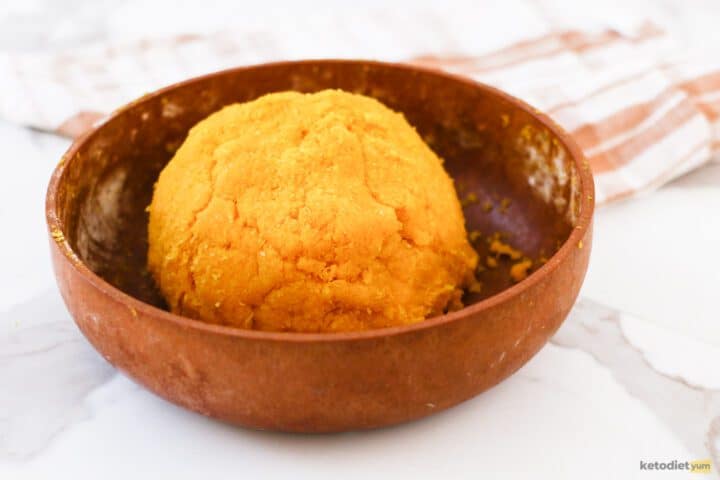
(46, 60, 594, 432)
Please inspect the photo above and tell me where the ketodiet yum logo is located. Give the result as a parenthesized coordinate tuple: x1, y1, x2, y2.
(639, 459, 712, 474)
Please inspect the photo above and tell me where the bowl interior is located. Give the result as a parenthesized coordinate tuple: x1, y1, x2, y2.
(53, 61, 581, 312)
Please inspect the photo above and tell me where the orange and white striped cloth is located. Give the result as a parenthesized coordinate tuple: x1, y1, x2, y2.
(412, 24, 720, 203)
(1, 15, 718, 204)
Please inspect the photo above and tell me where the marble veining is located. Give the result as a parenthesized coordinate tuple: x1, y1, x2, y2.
(553, 299, 720, 466)
(0, 290, 114, 460)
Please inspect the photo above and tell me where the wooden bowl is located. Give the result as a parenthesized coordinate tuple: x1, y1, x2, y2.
(46, 60, 594, 432)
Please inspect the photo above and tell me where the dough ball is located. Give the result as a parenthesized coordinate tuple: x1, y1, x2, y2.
(148, 90, 478, 332)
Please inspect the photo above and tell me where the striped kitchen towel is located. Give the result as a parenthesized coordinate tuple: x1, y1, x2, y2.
(0, 14, 717, 204)
(412, 23, 720, 203)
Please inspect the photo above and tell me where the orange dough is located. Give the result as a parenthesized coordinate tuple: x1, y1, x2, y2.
(148, 90, 478, 332)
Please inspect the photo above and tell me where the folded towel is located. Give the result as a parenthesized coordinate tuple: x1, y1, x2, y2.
(1, 12, 717, 204)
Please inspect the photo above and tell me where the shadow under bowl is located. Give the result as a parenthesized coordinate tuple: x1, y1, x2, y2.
(46, 60, 594, 432)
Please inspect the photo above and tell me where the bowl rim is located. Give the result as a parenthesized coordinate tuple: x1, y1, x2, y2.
(45, 58, 595, 343)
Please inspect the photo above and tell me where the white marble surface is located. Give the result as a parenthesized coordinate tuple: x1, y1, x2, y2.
(1, 1, 720, 478)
